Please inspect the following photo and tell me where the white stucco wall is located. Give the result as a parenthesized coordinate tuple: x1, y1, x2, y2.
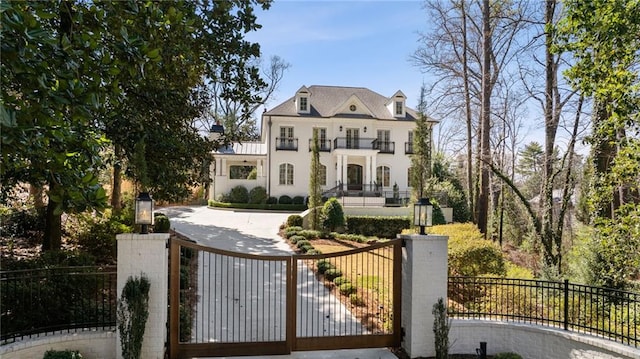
(449, 320, 640, 359)
(0, 330, 116, 359)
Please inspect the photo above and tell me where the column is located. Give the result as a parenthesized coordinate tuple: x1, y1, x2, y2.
(365, 155, 371, 187)
(371, 156, 377, 186)
(342, 155, 348, 187)
(399, 233, 449, 358)
(336, 155, 343, 187)
(116, 233, 170, 359)
(221, 159, 227, 176)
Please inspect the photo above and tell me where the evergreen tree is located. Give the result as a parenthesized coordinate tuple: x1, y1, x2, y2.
(410, 86, 433, 200)
(308, 130, 323, 230)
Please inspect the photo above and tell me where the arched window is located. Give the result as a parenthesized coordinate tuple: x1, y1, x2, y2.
(279, 163, 294, 185)
(376, 166, 390, 187)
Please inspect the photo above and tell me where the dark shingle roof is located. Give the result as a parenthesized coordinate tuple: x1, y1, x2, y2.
(265, 85, 418, 120)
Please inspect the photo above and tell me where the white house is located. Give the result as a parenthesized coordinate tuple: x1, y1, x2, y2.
(209, 85, 423, 206)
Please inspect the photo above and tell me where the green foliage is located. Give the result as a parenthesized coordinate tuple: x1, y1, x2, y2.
(118, 275, 150, 359)
(266, 197, 278, 205)
(296, 240, 311, 249)
(350, 294, 365, 306)
(432, 297, 450, 359)
(333, 277, 350, 286)
(431, 155, 470, 222)
(284, 226, 303, 238)
(75, 215, 132, 264)
(299, 243, 314, 253)
(43, 350, 83, 359)
(297, 229, 321, 240)
(306, 249, 322, 255)
(334, 233, 370, 243)
(339, 283, 357, 295)
(0, 205, 46, 239)
(278, 195, 292, 205)
(345, 216, 410, 238)
(308, 130, 323, 230)
(317, 259, 334, 274)
(322, 198, 345, 232)
(432, 206, 446, 226)
(289, 235, 305, 245)
(153, 213, 170, 233)
(494, 353, 523, 359)
(292, 196, 305, 205)
(228, 185, 250, 203)
(431, 223, 505, 277)
(286, 214, 303, 227)
(410, 85, 433, 198)
(209, 201, 307, 211)
(248, 186, 268, 204)
(324, 268, 342, 280)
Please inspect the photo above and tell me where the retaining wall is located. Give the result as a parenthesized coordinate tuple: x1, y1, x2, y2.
(450, 319, 640, 359)
(0, 330, 115, 359)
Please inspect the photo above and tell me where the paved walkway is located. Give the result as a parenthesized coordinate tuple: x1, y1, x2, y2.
(163, 206, 398, 359)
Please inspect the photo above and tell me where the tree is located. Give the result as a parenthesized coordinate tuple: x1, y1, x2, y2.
(556, 0, 640, 288)
(517, 142, 545, 199)
(410, 86, 434, 199)
(308, 130, 323, 230)
(322, 198, 345, 232)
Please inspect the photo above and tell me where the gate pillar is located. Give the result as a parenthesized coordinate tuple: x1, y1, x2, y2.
(399, 234, 448, 358)
(116, 233, 170, 359)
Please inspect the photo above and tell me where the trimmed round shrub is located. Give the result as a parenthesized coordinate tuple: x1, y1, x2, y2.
(324, 268, 342, 280)
(299, 244, 314, 253)
(153, 213, 170, 233)
(287, 214, 303, 227)
(306, 249, 322, 255)
(333, 277, 350, 286)
(298, 229, 321, 240)
(228, 185, 249, 203)
(296, 239, 311, 249)
(249, 186, 268, 204)
(266, 196, 278, 205)
(448, 237, 506, 277)
(43, 350, 83, 359)
(350, 294, 365, 306)
(322, 197, 345, 232)
(317, 259, 334, 273)
(292, 195, 305, 205)
(278, 195, 292, 205)
(289, 235, 305, 244)
(284, 226, 302, 238)
(339, 283, 357, 295)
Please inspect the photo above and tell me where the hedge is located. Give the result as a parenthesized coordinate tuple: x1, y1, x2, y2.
(345, 216, 411, 238)
(208, 201, 307, 211)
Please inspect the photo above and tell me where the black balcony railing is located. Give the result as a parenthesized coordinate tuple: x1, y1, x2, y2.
(333, 137, 376, 150)
(405, 142, 414, 154)
(1, 266, 117, 344)
(448, 276, 640, 348)
(308, 139, 332, 152)
(373, 139, 395, 154)
(276, 137, 298, 151)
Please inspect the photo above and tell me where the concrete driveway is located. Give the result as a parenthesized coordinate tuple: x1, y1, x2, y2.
(162, 205, 397, 359)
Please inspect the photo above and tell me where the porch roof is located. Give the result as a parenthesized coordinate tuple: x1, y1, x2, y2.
(215, 142, 266, 156)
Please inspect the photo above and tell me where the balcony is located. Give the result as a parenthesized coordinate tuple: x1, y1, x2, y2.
(405, 142, 414, 154)
(308, 139, 332, 152)
(373, 140, 395, 154)
(333, 137, 376, 150)
(276, 137, 298, 151)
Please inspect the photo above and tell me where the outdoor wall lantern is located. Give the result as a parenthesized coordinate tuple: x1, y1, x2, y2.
(364, 126, 367, 133)
(413, 198, 433, 235)
(135, 192, 154, 234)
(339, 125, 343, 132)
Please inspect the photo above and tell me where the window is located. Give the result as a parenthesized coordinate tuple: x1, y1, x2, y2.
(377, 130, 391, 152)
(346, 128, 359, 149)
(376, 166, 390, 187)
(229, 165, 256, 180)
(395, 101, 403, 115)
(299, 97, 308, 112)
(313, 127, 328, 150)
(280, 126, 295, 149)
(406, 130, 414, 154)
(279, 163, 294, 185)
(319, 164, 327, 186)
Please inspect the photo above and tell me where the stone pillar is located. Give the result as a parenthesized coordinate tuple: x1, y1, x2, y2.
(116, 233, 170, 359)
(399, 234, 449, 358)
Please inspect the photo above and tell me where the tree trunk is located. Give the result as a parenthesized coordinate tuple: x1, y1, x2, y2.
(111, 145, 123, 214)
(461, 0, 475, 222)
(42, 183, 62, 251)
(477, 0, 492, 236)
(29, 184, 46, 209)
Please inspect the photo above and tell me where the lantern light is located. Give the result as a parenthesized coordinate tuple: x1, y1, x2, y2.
(413, 198, 433, 235)
(135, 192, 154, 234)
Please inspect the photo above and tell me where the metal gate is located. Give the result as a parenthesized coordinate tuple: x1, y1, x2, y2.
(168, 238, 402, 358)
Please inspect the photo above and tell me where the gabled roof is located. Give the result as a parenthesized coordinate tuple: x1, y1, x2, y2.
(265, 85, 418, 120)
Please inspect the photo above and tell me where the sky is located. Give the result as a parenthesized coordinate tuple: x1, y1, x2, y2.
(247, 0, 430, 111)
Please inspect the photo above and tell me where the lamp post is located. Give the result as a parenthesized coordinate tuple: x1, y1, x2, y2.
(413, 198, 433, 235)
(135, 192, 154, 234)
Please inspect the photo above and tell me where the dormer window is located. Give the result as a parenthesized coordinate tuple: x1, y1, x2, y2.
(299, 97, 308, 112)
(296, 86, 311, 114)
(395, 101, 403, 116)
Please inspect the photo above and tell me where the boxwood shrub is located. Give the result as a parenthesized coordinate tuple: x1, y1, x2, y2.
(228, 185, 249, 203)
(289, 235, 305, 244)
(333, 277, 350, 286)
(339, 283, 357, 295)
(317, 259, 334, 273)
(345, 216, 410, 238)
(249, 186, 268, 204)
(278, 195, 292, 204)
(286, 214, 303, 227)
(283, 226, 303, 238)
(297, 229, 321, 240)
(292, 195, 305, 205)
(296, 240, 311, 249)
(324, 268, 342, 280)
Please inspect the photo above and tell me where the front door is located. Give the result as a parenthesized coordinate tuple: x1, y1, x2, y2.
(347, 164, 363, 191)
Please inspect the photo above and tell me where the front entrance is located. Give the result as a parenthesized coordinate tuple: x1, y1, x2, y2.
(347, 164, 363, 191)
(168, 238, 402, 358)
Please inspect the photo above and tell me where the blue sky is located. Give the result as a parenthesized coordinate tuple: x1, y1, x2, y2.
(248, 0, 430, 110)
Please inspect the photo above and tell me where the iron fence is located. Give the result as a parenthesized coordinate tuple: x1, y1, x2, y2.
(1, 266, 117, 344)
(448, 276, 639, 348)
